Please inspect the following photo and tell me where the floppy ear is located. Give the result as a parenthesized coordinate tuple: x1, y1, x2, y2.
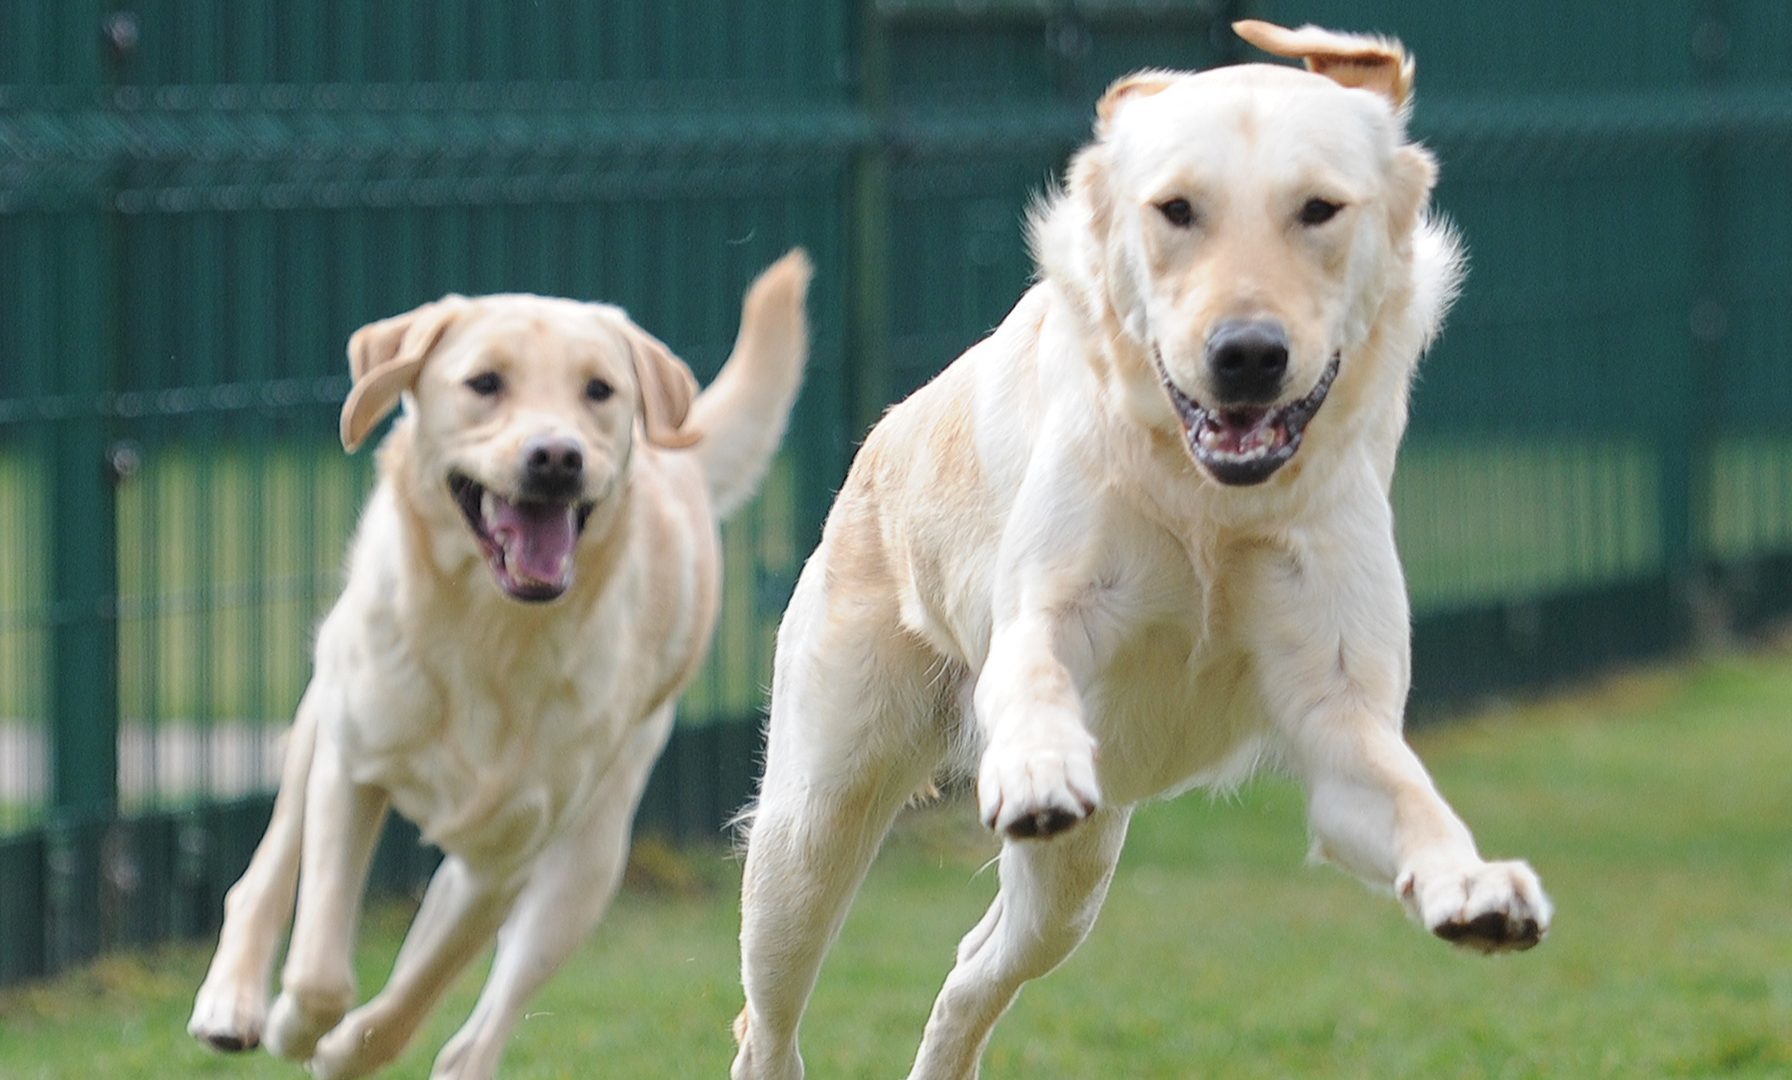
(619, 322, 701, 449)
(1070, 148, 1148, 344)
(1095, 69, 1178, 136)
(340, 296, 465, 452)
(1233, 20, 1415, 110)
(1387, 145, 1438, 246)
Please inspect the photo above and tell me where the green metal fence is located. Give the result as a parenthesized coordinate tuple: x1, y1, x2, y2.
(2, 1, 1788, 987)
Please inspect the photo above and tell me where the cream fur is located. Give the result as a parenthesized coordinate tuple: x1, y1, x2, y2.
(733, 25, 1544, 1080)
(188, 250, 812, 1080)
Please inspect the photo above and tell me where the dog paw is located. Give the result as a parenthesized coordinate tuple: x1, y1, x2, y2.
(309, 1009, 404, 1080)
(1398, 858, 1552, 953)
(730, 1007, 804, 1080)
(431, 1025, 510, 1080)
(977, 730, 1100, 840)
(188, 977, 267, 1052)
(263, 986, 351, 1063)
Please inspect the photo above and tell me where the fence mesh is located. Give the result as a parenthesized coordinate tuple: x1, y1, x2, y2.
(1, 0, 1788, 985)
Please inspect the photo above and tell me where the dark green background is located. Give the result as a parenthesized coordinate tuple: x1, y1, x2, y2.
(1, 1, 1787, 985)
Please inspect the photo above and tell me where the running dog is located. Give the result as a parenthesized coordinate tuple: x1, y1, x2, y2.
(732, 23, 1548, 1080)
(189, 250, 812, 1079)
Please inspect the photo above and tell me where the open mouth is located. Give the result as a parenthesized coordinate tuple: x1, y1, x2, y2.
(1153, 350, 1341, 486)
(448, 472, 595, 603)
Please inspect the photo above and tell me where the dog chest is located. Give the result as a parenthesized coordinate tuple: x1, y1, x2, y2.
(1080, 620, 1269, 804)
(335, 659, 628, 866)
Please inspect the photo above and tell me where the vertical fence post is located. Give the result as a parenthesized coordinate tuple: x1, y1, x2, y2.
(846, 0, 893, 440)
(45, 4, 122, 972)
(1677, 0, 1731, 637)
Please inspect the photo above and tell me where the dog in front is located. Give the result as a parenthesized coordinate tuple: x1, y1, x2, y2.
(733, 23, 1549, 1080)
(187, 250, 811, 1079)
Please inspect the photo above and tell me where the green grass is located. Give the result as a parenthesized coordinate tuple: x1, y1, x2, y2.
(3, 645, 1791, 1078)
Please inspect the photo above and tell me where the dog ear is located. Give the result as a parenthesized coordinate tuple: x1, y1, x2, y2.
(620, 322, 701, 449)
(340, 296, 465, 452)
(1387, 144, 1438, 246)
(1233, 20, 1415, 110)
(1095, 70, 1178, 136)
(1065, 143, 1111, 232)
(1054, 145, 1150, 346)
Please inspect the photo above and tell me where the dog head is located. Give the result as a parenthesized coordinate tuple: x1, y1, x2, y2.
(340, 294, 698, 602)
(1036, 20, 1441, 487)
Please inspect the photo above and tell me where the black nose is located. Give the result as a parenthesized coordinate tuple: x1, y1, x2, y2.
(1206, 320, 1290, 404)
(521, 436, 584, 496)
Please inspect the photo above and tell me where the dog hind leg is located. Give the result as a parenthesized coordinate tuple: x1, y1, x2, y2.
(733, 584, 947, 1080)
(906, 806, 1130, 1080)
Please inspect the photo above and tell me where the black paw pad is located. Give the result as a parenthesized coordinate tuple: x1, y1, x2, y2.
(1005, 806, 1081, 840)
(1434, 911, 1543, 952)
(204, 1033, 257, 1053)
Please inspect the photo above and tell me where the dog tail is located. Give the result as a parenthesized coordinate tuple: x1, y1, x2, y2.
(688, 248, 813, 521)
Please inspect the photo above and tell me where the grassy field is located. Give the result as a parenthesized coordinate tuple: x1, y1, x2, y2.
(2, 645, 1790, 1078)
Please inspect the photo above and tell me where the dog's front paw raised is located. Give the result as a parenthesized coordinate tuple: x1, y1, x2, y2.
(1398, 858, 1552, 953)
(977, 731, 1100, 840)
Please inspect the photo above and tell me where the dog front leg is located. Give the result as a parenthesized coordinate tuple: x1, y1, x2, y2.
(1290, 713, 1550, 951)
(974, 611, 1102, 841)
(430, 711, 670, 1080)
(1246, 509, 1551, 953)
(974, 445, 1114, 843)
(189, 688, 321, 1052)
(263, 727, 390, 1063)
(307, 856, 514, 1080)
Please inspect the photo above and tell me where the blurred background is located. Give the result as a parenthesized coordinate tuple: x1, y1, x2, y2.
(1, 0, 1788, 997)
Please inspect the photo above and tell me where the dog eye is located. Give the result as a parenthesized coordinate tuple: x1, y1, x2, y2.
(585, 378, 614, 403)
(464, 372, 503, 396)
(1156, 198, 1195, 228)
(1298, 198, 1344, 226)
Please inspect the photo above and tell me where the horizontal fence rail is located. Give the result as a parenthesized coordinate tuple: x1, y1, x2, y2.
(1, 0, 1789, 987)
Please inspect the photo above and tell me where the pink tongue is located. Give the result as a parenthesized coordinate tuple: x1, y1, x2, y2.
(488, 497, 578, 587)
(1215, 411, 1269, 453)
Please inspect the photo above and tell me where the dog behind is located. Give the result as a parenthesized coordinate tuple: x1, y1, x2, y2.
(189, 250, 811, 1079)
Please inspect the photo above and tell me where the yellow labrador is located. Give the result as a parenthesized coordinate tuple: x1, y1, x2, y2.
(188, 250, 812, 1079)
(733, 24, 1548, 1080)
